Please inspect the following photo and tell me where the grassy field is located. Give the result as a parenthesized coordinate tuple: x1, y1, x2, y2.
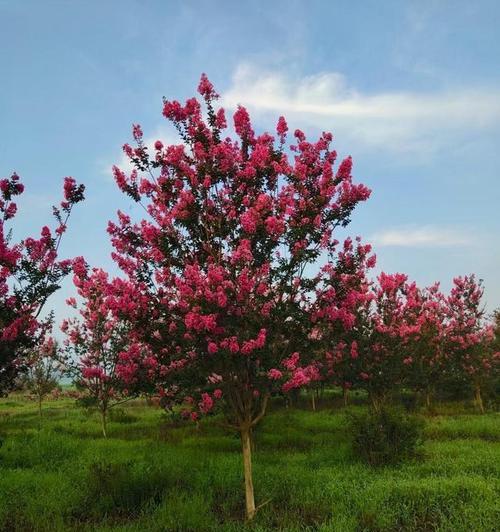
(0, 393, 498, 531)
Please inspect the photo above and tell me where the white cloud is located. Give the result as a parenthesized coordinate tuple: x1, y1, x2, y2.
(221, 63, 500, 153)
(370, 226, 472, 247)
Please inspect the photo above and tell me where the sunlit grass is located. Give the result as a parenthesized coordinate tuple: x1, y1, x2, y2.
(0, 393, 498, 531)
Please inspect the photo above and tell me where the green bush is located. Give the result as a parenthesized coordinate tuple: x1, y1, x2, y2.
(76, 395, 98, 409)
(74, 460, 173, 519)
(399, 390, 418, 412)
(348, 407, 424, 466)
(108, 408, 139, 424)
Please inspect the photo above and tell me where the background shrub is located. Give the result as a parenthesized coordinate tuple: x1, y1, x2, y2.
(348, 407, 424, 466)
(108, 408, 138, 424)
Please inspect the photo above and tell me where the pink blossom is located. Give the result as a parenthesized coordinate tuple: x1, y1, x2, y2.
(213, 389, 223, 399)
(233, 106, 254, 139)
(132, 124, 143, 141)
(199, 392, 214, 413)
(276, 116, 288, 141)
(267, 368, 282, 380)
(207, 342, 218, 354)
(197, 73, 218, 99)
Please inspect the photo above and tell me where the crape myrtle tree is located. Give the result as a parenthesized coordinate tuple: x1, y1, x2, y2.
(445, 275, 499, 413)
(62, 263, 136, 438)
(492, 309, 500, 352)
(105, 74, 371, 519)
(21, 335, 63, 419)
(490, 309, 500, 400)
(355, 272, 419, 411)
(402, 283, 448, 409)
(310, 236, 376, 407)
(0, 172, 84, 393)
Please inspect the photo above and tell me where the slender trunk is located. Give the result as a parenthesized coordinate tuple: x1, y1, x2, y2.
(101, 408, 107, 438)
(241, 425, 256, 520)
(425, 390, 432, 410)
(343, 387, 349, 407)
(37, 394, 43, 431)
(319, 384, 325, 399)
(370, 394, 383, 413)
(311, 392, 316, 412)
(474, 384, 484, 414)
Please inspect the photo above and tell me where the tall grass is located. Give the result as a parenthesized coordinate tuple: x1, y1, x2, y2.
(0, 394, 498, 531)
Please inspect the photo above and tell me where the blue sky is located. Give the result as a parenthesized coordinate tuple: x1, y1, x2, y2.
(1, 0, 499, 326)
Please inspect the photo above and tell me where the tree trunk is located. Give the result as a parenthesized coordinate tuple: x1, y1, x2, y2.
(474, 384, 484, 414)
(101, 408, 108, 438)
(319, 384, 325, 399)
(311, 392, 316, 412)
(38, 395, 42, 419)
(240, 425, 256, 520)
(343, 387, 349, 407)
(370, 394, 384, 413)
(425, 389, 432, 410)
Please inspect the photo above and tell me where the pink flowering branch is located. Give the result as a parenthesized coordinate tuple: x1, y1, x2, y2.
(0, 172, 84, 393)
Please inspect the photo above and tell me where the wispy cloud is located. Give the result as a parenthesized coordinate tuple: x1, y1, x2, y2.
(222, 63, 500, 154)
(370, 226, 472, 248)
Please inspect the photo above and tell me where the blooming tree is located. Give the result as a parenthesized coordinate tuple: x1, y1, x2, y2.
(0, 172, 84, 393)
(445, 275, 498, 412)
(310, 237, 375, 406)
(348, 274, 497, 412)
(106, 74, 371, 518)
(21, 335, 63, 419)
(353, 272, 418, 411)
(63, 263, 135, 437)
(401, 283, 449, 408)
(492, 309, 500, 357)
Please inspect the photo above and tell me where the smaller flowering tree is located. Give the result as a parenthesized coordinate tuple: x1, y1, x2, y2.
(492, 309, 500, 350)
(0, 172, 84, 393)
(63, 262, 134, 437)
(354, 272, 416, 411)
(445, 275, 498, 412)
(20, 335, 63, 419)
(490, 309, 500, 400)
(401, 283, 448, 408)
(310, 237, 376, 406)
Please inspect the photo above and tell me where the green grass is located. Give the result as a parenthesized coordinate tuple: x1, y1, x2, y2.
(0, 395, 498, 531)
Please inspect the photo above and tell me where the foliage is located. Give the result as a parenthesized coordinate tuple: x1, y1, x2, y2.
(321, 272, 499, 412)
(18, 336, 63, 416)
(1, 71, 499, 527)
(0, 172, 84, 393)
(347, 406, 425, 466)
(108, 75, 371, 419)
(104, 74, 371, 517)
(63, 266, 134, 436)
(451, 278, 499, 402)
(310, 237, 375, 401)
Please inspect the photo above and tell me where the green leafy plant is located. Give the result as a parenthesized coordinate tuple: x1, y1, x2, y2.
(348, 406, 424, 466)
